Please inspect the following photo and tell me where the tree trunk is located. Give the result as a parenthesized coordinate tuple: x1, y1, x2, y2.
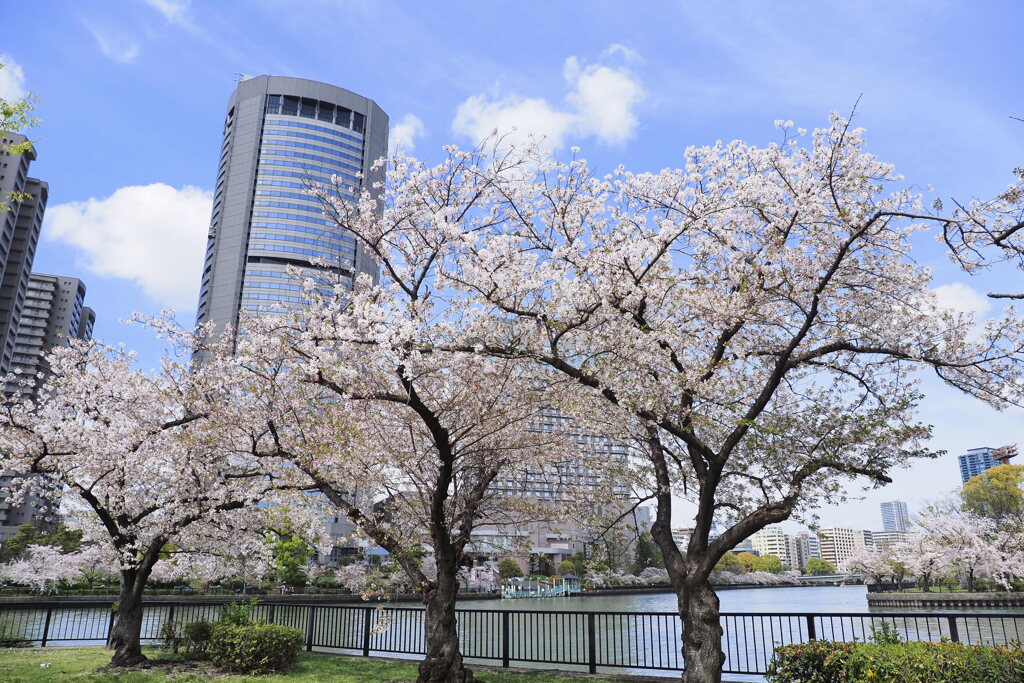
(679, 578, 725, 683)
(418, 567, 472, 682)
(107, 570, 147, 667)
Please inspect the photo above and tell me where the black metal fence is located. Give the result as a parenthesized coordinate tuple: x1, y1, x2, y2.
(1, 601, 1022, 677)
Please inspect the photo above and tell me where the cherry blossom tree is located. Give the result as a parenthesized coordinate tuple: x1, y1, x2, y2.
(943, 164, 1024, 300)
(0, 334, 277, 667)
(890, 532, 949, 593)
(325, 118, 1024, 682)
(1, 545, 80, 591)
(916, 512, 1024, 591)
(842, 546, 892, 585)
(223, 242, 581, 682)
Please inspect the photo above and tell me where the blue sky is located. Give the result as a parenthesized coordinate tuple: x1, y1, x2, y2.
(2, 0, 1022, 529)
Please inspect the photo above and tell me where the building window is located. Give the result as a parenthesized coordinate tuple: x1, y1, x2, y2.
(299, 98, 317, 119)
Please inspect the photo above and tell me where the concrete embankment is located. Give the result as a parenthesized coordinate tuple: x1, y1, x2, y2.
(867, 591, 1024, 608)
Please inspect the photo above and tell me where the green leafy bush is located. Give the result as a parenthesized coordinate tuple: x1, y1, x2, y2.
(183, 620, 212, 655)
(870, 620, 903, 645)
(218, 598, 259, 626)
(767, 639, 1024, 682)
(209, 622, 304, 673)
(498, 558, 523, 579)
(158, 621, 183, 653)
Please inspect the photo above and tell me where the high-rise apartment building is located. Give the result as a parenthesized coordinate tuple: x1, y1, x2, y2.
(871, 530, 908, 550)
(958, 447, 1001, 483)
(750, 526, 791, 567)
(818, 527, 874, 568)
(0, 133, 46, 377)
(7, 274, 94, 395)
(470, 409, 634, 568)
(196, 76, 388, 334)
(880, 500, 910, 532)
(787, 532, 821, 570)
(1, 274, 94, 539)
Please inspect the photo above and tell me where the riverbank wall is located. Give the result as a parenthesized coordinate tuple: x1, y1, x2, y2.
(0, 581, 811, 605)
(867, 591, 1024, 607)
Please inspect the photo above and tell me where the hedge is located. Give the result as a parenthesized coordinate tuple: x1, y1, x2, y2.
(767, 639, 1024, 682)
(209, 622, 305, 673)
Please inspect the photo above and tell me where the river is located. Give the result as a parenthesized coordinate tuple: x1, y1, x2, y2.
(461, 584, 873, 613)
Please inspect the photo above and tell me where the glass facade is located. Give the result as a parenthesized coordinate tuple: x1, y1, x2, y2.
(239, 93, 367, 317)
(196, 77, 386, 333)
(958, 447, 997, 484)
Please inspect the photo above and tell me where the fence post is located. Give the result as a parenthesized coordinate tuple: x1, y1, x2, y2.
(167, 603, 176, 630)
(805, 615, 817, 641)
(587, 612, 597, 674)
(501, 611, 510, 668)
(305, 606, 316, 652)
(361, 607, 372, 657)
(267, 604, 276, 625)
(40, 606, 53, 647)
(947, 616, 960, 642)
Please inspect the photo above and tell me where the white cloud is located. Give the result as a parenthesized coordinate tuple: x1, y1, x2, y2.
(145, 0, 191, 23)
(83, 22, 140, 64)
(454, 95, 577, 150)
(452, 49, 645, 151)
(0, 55, 27, 100)
(564, 58, 645, 145)
(932, 282, 992, 318)
(45, 184, 212, 311)
(389, 113, 425, 154)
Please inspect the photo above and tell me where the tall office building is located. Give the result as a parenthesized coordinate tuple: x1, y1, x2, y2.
(0, 133, 46, 377)
(196, 76, 388, 334)
(7, 274, 94, 395)
(958, 447, 1000, 484)
(880, 500, 910, 532)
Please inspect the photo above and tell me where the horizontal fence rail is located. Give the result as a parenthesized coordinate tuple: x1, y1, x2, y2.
(1, 601, 1022, 676)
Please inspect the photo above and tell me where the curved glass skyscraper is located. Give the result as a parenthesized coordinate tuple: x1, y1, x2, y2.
(196, 76, 388, 333)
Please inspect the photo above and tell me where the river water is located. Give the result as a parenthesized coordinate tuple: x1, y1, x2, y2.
(460, 584, 873, 613)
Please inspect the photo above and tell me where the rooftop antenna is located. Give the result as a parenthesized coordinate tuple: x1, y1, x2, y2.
(993, 444, 1018, 466)
(234, 73, 253, 83)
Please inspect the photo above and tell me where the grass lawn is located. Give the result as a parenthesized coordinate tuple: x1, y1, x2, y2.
(0, 647, 625, 682)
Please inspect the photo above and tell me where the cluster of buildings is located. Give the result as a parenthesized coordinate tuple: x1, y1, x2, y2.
(672, 500, 912, 572)
(0, 134, 95, 541)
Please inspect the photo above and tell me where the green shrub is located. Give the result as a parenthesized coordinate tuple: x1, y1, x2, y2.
(870, 620, 903, 645)
(158, 621, 184, 653)
(209, 622, 304, 674)
(183, 620, 212, 655)
(218, 598, 259, 626)
(767, 639, 1024, 682)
